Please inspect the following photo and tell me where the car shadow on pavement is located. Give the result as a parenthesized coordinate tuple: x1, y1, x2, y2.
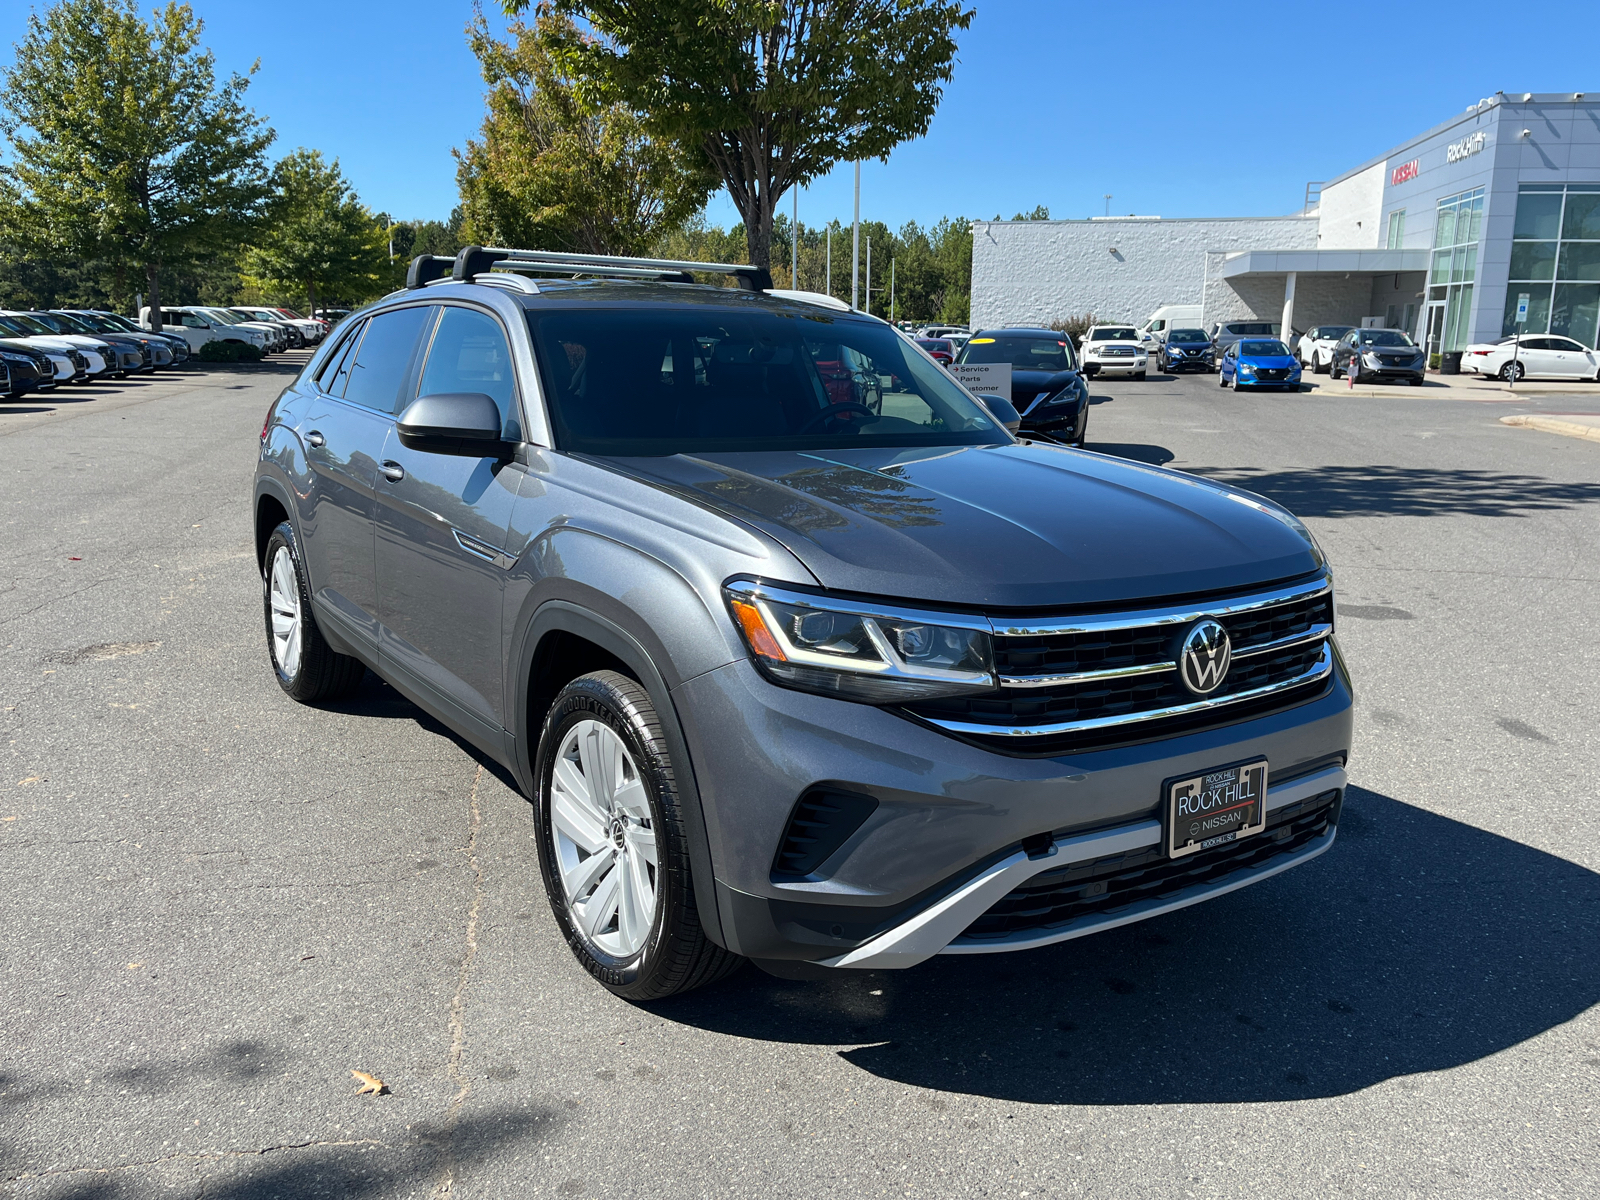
(1089, 443, 1175, 466)
(319, 674, 522, 794)
(654, 785, 1600, 1105)
(1193, 464, 1600, 518)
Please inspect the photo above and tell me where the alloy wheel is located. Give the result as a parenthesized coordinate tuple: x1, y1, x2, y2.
(551, 719, 659, 958)
(268, 545, 302, 679)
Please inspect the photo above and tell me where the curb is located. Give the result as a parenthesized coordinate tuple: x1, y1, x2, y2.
(1498, 414, 1600, 443)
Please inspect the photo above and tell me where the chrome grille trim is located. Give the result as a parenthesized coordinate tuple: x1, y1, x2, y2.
(1232, 622, 1332, 660)
(920, 645, 1333, 739)
(1001, 660, 1174, 689)
(989, 575, 1330, 638)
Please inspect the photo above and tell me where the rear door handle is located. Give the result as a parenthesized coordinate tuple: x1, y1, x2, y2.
(381, 461, 405, 483)
(305, 429, 325, 447)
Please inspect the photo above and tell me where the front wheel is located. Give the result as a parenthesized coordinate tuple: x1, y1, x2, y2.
(1218, 371, 1228, 388)
(1315, 353, 1330, 374)
(1135, 370, 1147, 381)
(1330, 360, 1343, 380)
(1499, 361, 1525, 382)
(535, 671, 742, 1000)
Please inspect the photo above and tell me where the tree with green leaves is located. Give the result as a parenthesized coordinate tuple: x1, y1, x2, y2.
(507, 0, 974, 272)
(242, 149, 390, 316)
(0, 0, 274, 327)
(458, 10, 714, 256)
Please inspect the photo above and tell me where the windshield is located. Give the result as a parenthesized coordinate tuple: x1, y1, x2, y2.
(1227, 322, 1278, 335)
(1239, 340, 1290, 356)
(531, 308, 1007, 456)
(62, 312, 113, 332)
(1168, 328, 1209, 343)
(1358, 330, 1416, 347)
(1, 313, 55, 335)
(1316, 326, 1354, 341)
(44, 312, 94, 333)
(917, 339, 953, 353)
(957, 335, 1075, 372)
(1090, 328, 1138, 341)
(278, 309, 305, 318)
(93, 312, 141, 332)
(206, 310, 245, 325)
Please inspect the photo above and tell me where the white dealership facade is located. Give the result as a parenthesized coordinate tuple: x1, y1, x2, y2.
(972, 93, 1600, 352)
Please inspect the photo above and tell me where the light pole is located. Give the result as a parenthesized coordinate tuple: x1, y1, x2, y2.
(791, 185, 798, 288)
(826, 225, 831, 297)
(852, 161, 861, 310)
(1104, 194, 1112, 218)
(891, 258, 896, 325)
(866, 234, 872, 316)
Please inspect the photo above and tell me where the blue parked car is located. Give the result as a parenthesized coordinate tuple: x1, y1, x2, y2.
(1220, 338, 1302, 391)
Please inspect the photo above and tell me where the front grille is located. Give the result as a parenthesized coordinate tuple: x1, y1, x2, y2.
(955, 788, 1341, 943)
(903, 576, 1334, 756)
(1100, 347, 1135, 357)
(1253, 368, 1290, 380)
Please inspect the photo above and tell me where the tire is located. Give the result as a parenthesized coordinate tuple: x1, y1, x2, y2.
(1315, 353, 1330, 374)
(1218, 371, 1228, 387)
(1498, 361, 1524, 382)
(1330, 359, 1342, 380)
(1410, 376, 1424, 386)
(261, 521, 366, 703)
(1135, 370, 1147, 381)
(535, 671, 742, 1001)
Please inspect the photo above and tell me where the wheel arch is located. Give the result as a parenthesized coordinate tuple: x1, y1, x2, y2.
(253, 476, 296, 572)
(513, 600, 727, 950)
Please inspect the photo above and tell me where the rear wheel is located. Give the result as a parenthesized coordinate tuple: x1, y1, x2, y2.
(1498, 361, 1524, 382)
(535, 671, 742, 1000)
(262, 522, 366, 702)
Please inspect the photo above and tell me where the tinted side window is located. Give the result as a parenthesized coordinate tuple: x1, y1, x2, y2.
(315, 321, 365, 396)
(416, 306, 521, 439)
(343, 306, 432, 414)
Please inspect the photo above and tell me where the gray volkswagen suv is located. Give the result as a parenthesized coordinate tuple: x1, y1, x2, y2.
(254, 246, 1352, 999)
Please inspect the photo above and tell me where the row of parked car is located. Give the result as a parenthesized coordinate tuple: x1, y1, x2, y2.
(0, 305, 327, 398)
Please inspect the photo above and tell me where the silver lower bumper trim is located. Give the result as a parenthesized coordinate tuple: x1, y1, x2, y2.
(819, 765, 1344, 970)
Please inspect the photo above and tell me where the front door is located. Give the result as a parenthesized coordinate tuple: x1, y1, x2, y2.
(1424, 302, 1446, 356)
(374, 304, 525, 741)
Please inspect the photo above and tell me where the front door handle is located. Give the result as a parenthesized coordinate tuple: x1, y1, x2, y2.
(380, 460, 405, 483)
(305, 429, 325, 447)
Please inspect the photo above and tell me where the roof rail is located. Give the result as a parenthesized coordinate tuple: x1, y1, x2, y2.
(414, 244, 773, 291)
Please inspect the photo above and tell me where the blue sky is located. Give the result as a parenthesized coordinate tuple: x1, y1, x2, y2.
(3, 1, 1598, 231)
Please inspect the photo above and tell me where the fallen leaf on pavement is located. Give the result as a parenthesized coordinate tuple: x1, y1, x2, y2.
(16, 777, 41, 787)
(351, 1070, 388, 1096)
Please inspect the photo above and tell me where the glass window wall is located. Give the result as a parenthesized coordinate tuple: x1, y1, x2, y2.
(1429, 188, 1483, 351)
(1505, 184, 1600, 346)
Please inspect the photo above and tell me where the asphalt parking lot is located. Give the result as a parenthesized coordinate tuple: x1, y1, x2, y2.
(3, 359, 1598, 1199)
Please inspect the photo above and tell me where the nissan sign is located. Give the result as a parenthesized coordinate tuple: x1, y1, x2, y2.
(1390, 159, 1420, 186)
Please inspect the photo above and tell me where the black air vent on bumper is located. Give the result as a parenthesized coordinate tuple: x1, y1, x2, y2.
(772, 789, 879, 879)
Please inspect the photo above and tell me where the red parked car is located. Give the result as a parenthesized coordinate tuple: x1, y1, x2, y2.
(916, 337, 954, 366)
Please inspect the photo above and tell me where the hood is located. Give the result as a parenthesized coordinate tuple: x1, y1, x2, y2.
(606, 443, 1322, 609)
(1237, 354, 1298, 367)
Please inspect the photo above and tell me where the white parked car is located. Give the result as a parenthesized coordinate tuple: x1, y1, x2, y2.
(0, 311, 103, 380)
(1462, 334, 1600, 382)
(201, 307, 286, 351)
(232, 305, 323, 347)
(1079, 324, 1149, 379)
(1296, 324, 1355, 373)
(143, 306, 274, 355)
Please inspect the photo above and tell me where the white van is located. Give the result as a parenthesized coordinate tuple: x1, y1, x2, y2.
(1139, 304, 1203, 347)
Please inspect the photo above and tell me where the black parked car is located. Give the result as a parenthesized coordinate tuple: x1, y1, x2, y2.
(1329, 328, 1426, 386)
(954, 328, 1089, 446)
(1158, 327, 1215, 374)
(0, 342, 56, 395)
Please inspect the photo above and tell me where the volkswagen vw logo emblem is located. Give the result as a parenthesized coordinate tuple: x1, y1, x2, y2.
(1177, 619, 1232, 696)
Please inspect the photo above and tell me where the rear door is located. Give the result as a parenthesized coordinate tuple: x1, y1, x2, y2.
(372, 303, 525, 745)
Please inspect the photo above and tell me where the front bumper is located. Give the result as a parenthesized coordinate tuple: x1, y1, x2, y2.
(1163, 353, 1213, 371)
(674, 650, 1353, 966)
(1085, 357, 1146, 376)
(1235, 371, 1301, 388)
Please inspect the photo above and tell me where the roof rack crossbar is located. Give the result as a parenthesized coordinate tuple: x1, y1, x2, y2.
(406, 254, 454, 289)
(478, 245, 772, 291)
(487, 258, 694, 283)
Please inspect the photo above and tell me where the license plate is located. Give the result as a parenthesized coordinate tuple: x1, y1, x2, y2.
(1166, 759, 1268, 858)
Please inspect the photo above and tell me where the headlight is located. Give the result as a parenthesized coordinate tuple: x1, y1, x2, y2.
(724, 580, 996, 702)
(1238, 363, 1255, 374)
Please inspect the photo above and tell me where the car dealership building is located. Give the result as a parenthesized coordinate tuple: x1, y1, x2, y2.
(971, 93, 1600, 353)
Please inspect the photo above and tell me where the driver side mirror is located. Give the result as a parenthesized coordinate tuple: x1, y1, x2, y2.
(397, 392, 514, 458)
(977, 394, 1022, 436)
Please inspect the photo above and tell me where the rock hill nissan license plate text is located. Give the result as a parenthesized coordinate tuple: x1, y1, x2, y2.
(1167, 760, 1267, 857)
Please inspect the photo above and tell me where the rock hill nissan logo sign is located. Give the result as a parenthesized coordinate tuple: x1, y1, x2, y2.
(1448, 129, 1488, 163)
(1390, 159, 1420, 186)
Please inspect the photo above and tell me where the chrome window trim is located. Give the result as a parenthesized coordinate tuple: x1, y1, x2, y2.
(921, 644, 1333, 739)
(989, 574, 1331, 638)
